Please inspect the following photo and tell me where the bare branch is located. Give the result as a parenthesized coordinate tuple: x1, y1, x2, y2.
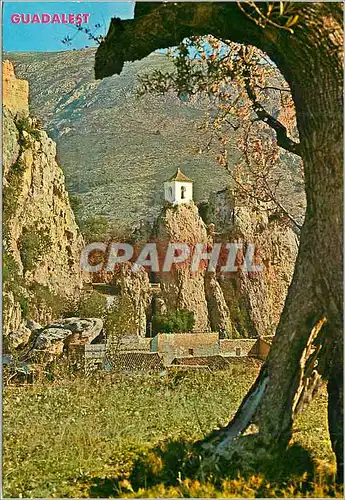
(256, 85, 290, 93)
(243, 71, 301, 156)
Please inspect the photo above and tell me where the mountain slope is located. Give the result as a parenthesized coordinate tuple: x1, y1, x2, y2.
(7, 49, 233, 226)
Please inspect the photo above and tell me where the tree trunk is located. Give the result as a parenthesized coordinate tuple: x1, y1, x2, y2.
(95, 1, 343, 479)
(328, 351, 344, 483)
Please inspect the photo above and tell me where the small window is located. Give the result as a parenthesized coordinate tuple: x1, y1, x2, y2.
(188, 348, 194, 356)
(181, 185, 186, 199)
(236, 347, 241, 356)
(169, 186, 173, 198)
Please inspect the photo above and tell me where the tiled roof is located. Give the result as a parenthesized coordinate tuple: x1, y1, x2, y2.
(105, 351, 163, 371)
(167, 364, 210, 373)
(167, 168, 193, 183)
(171, 355, 230, 371)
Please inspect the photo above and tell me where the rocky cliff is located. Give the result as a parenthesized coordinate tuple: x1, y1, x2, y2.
(151, 195, 298, 337)
(3, 61, 84, 336)
(2, 60, 29, 115)
(153, 203, 211, 331)
(1, 59, 299, 343)
(204, 189, 298, 337)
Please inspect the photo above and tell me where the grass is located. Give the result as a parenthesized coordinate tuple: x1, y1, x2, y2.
(3, 363, 342, 498)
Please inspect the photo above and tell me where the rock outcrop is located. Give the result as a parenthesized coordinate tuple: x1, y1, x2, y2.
(117, 262, 152, 337)
(153, 202, 211, 332)
(32, 318, 103, 348)
(204, 188, 298, 337)
(17, 318, 104, 362)
(3, 61, 85, 336)
(151, 192, 298, 337)
(3, 60, 29, 115)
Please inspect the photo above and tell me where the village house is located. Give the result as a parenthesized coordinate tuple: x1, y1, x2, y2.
(71, 332, 274, 372)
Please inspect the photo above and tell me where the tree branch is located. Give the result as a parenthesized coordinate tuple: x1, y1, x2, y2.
(94, 3, 280, 80)
(256, 85, 290, 92)
(243, 71, 301, 156)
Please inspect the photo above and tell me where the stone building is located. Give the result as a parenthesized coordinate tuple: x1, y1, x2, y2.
(68, 332, 274, 372)
(151, 332, 219, 365)
(150, 332, 274, 365)
(219, 338, 258, 357)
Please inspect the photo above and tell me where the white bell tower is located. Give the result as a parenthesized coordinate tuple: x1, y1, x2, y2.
(164, 168, 193, 204)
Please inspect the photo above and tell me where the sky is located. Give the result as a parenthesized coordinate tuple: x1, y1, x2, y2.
(3, 1, 135, 52)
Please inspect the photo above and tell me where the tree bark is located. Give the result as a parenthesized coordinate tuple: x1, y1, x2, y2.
(95, 2, 343, 480)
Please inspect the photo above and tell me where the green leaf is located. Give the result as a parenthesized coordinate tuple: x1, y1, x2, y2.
(286, 14, 299, 28)
(279, 2, 285, 16)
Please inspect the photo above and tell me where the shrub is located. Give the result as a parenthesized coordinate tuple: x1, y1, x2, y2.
(16, 115, 41, 141)
(3, 158, 26, 225)
(79, 215, 109, 242)
(69, 194, 83, 220)
(2, 251, 19, 283)
(73, 291, 108, 318)
(27, 283, 69, 320)
(2, 249, 29, 318)
(19, 228, 52, 272)
(153, 309, 195, 333)
(104, 295, 136, 346)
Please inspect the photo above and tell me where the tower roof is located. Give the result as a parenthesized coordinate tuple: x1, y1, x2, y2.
(167, 167, 193, 183)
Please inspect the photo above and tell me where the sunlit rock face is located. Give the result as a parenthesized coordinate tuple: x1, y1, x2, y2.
(3, 60, 29, 115)
(3, 62, 85, 336)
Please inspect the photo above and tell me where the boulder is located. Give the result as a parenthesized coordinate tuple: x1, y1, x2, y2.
(26, 320, 42, 331)
(32, 327, 72, 351)
(58, 317, 104, 346)
(18, 317, 104, 361)
(6, 325, 32, 350)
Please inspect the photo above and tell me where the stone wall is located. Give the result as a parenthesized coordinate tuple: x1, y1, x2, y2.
(3, 60, 29, 115)
(149, 333, 272, 364)
(219, 338, 258, 357)
(152, 332, 219, 364)
(109, 334, 152, 352)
